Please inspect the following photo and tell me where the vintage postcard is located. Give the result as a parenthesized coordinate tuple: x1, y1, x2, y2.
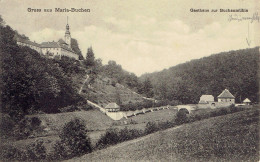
(0, 0, 259, 161)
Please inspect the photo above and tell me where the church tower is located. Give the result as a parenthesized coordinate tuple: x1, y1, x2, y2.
(65, 16, 71, 48)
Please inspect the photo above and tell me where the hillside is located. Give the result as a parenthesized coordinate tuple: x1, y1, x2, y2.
(72, 107, 259, 161)
(140, 47, 259, 104)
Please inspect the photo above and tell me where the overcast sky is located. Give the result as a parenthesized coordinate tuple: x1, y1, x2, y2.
(0, 0, 259, 76)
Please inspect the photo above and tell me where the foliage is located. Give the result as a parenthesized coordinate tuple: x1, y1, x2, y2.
(58, 118, 92, 157)
(54, 56, 85, 75)
(0, 24, 83, 119)
(0, 145, 25, 161)
(145, 121, 159, 134)
(100, 60, 140, 90)
(71, 38, 84, 60)
(140, 47, 259, 104)
(25, 139, 47, 160)
(85, 46, 95, 67)
(96, 127, 144, 149)
(175, 109, 189, 125)
(0, 113, 15, 138)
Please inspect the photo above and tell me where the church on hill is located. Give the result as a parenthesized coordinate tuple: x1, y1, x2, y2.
(16, 17, 79, 60)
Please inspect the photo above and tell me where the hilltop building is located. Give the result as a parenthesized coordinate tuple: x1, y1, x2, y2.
(217, 89, 235, 104)
(16, 17, 78, 60)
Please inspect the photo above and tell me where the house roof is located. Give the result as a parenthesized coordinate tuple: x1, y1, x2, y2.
(199, 100, 208, 104)
(41, 41, 60, 48)
(105, 103, 120, 109)
(217, 89, 235, 98)
(243, 98, 251, 103)
(41, 41, 76, 54)
(17, 37, 41, 47)
(58, 39, 67, 44)
(200, 95, 214, 102)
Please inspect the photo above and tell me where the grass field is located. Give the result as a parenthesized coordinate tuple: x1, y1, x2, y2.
(125, 108, 177, 124)
(71, 107, 259, 162)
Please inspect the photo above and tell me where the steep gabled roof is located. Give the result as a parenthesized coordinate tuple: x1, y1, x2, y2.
(217, 89, 235, 98)
(243, 98, 251, 103)
(58, 39, 67, 44)
(105, 103, 120, 109)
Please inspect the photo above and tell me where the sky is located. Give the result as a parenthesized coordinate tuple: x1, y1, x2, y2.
(0, 0, 259, 76)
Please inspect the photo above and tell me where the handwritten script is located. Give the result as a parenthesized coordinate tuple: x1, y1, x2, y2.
(228, 12, 259, 23)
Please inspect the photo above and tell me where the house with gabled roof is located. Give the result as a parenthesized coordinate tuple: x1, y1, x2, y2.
(217, 89, 235, 104)
(199, 95, 214, 104)
(105, 103, 120, 112)
(243, 98, 251, 105)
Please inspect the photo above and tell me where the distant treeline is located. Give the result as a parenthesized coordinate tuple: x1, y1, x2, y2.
(140, 47, 259, 104)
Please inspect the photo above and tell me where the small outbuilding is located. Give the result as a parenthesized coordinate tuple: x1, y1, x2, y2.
(199, 95, 214, 104)
(217, 89, 235, 104)
(243, 98, 251, 105)
(105, 103, 120, 112)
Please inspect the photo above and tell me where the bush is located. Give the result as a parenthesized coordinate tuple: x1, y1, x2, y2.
(96, 128, 119, 149)
(52, 140, 72, 160)
(145, 121, 159, 134)
(96, 127, 144, 149)
(175, 109, 189, 125)
(59, 105, 80, 112)
(0, 113, 15, 138)
(25, 139, 47, 160)
(0, 145, 25, 161)
(59, 118, 92, 157)
(158, 120, 174, 130)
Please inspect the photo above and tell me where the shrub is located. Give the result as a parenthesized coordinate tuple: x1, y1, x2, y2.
(158, 120, 174, 130)
(145, 121, 158, 134)
(0, 145, 25, 161)
(25, 139, 47, 160)
(59, 118, 92, 157)
(59, 105, 80, 113)
(175, 109, 189, 125)
(31, 117, 42, 128)
(96, 128, 119, 149)
(0, 113, 15, 138)
(52, 140, 72, 160)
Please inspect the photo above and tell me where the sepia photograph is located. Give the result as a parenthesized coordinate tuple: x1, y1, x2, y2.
(0, 0, 259, 161)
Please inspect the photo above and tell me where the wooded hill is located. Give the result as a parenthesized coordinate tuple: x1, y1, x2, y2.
(140, 47, 259, 104)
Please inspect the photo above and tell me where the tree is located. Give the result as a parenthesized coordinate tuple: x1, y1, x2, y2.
(58, 118, 92, 157)
(71, 38, 84, 60)
(143, 78, 154, 98)
(175, 109, 189, 125)
(85, 46, 95, 67)
(0, 15, 5, 27)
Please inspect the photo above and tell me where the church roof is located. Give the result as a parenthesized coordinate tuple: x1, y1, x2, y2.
(217, 89, 235, 98)
(243, 98, 251, 103)
(105, 103, 120, 109)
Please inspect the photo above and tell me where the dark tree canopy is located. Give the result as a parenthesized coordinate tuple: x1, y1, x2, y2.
(0, 23, 83, 120)
(71, 38, 84, 60)
(140, 47, 259, 104)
